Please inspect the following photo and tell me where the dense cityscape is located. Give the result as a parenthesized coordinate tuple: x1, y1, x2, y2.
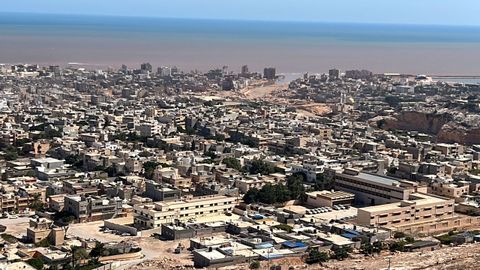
(0, 63, 480, 270)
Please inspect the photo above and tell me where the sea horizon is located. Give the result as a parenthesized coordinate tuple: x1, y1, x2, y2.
(2, 12, 480, 75)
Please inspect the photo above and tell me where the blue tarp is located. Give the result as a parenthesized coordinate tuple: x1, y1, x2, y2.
(341, 233, 358, 239)
(253, 214, 265, 220)
(344, 229, 361, 236)
(282, 241, 307, 248)
(256, 243, 274, 249)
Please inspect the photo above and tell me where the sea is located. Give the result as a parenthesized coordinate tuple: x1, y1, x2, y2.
(2, 12, 480, 75)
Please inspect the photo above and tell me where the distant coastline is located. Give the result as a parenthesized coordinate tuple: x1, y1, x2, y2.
(1, 12, 480, 75)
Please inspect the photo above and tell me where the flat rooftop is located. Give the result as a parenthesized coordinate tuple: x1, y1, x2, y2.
(196, 249, 226, 260)
(31, 157, 63, 163)
(356, 172, 401, 186)
(360, 193, 450, 213)
(340, 170, 402, 187)
(307, 190, 354, 200)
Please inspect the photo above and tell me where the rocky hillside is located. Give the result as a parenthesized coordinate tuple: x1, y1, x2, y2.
(371, 111, 480, 145)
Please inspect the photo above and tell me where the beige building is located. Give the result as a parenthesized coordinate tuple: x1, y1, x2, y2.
(334, 169, 427, 206)
(26, 218, 65, 246)
(357, 193, 454, 228)
(134, 195, 237, 229)
(235, 174, 283, 194)
(33, 140, 50, 158)
(305, 190, 354, 208)
(0, 194, 35, 213)
(430, 182, 469, 202)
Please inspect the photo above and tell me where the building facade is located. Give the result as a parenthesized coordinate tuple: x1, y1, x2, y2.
(134, 195, 237, 229)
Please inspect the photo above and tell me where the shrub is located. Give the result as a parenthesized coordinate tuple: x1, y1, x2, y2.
(305, 249, 329, 264)
(249, 261, 260, 269)
(27, 258, 44, 270)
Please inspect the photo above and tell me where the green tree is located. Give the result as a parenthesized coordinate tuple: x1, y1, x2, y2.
(360, 241, 382, 255)
(249, 261, 260, 269)
(138, 151, 152, 158)
(305, 249, 329, 264)
(222, 157, 242, 171)
(286, 174, 305, 200)
(314, 173, 335, 190)
(257, 184, 277, 204)
(435, 234, 453, 245)
(29, 193, 45, 212)
(65, 154, 84, 169)
(143, 161, 159, 179)
(4, 150, 18, 161)
(243, 188, 259, 204)
(247, 159, 275, 175)
(389, 241, 406, 252)
(405, 236, 415, 244)
(1, 233, 18, 243)
(273, 184, 291, 203)
(332, 246, 351, 260)
(89, 242, 105, 258)
(72, 246, 89, 268)
(27, 258, 44, 270)
(35, 238, 52, 248)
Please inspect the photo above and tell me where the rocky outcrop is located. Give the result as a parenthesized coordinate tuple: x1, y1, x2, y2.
(371, 111, 480, 145)
(375, 111, 453, 134)
(437, 123, 480, 145)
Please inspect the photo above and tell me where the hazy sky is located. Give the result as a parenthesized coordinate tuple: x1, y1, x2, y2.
(2, 0, 480, 26)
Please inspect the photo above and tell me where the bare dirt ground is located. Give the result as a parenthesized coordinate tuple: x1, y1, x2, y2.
(240, 83, 289, 99)
(1, 217, 30, 237)
(296, 103, 332, 116)
(182, 243, 480, 270)
(320, 243, 480, 270)
(66, 221, 194, 269)
(66, 221, 480, 270)
(125, 237, 193, 270)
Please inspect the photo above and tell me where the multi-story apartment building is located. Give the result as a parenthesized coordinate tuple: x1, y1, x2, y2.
(144, 180, 181, 201)
(334, 169, 426, 206)
(134, 195, 237, 229)
(430, 182, 469, 202)
(305, 190, 355, 208)
(62, 180, 98, 196)
(357, 193, 454, 228)
(0, 194, 34, 213)
(64, 195, 122, 222)
(234, 174, 284, 194)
